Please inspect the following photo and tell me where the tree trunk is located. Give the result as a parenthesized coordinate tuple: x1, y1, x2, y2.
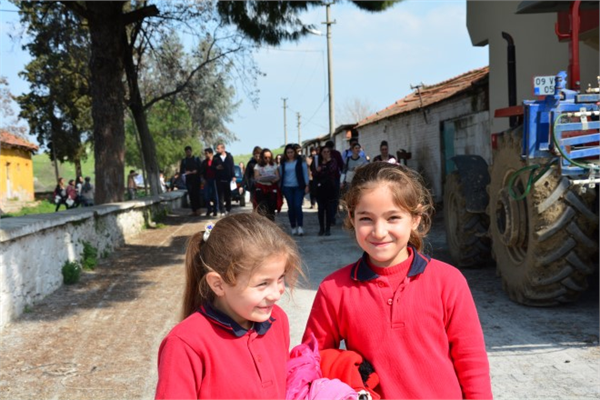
(122, 32, 160, 197)
(74, 159, 82, 178)
(86, 2, 127, 204)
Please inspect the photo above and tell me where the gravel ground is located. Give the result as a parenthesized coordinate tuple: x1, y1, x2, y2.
(0, 204, 597, 399)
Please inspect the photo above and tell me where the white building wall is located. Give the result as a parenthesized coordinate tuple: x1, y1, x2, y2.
(357, 91, 488, 202)
(467, 1, 599, 134)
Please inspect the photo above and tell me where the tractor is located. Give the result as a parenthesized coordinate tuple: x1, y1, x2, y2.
(444, 1, 599, 306)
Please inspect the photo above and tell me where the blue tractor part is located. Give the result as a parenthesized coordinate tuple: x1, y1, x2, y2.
(485, 71, 599, 306)
(523, 71, 600, 180)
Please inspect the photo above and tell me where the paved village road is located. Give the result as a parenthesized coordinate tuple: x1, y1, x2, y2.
(0, 204, 598, 399)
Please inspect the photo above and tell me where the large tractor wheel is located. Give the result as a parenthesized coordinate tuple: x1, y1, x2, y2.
(487, 127, 598, 306)
(444, 172, 491, 267)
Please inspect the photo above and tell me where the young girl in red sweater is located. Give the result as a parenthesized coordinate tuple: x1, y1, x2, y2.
(155, 213, 303, 399)
(303, 162, 493, 399)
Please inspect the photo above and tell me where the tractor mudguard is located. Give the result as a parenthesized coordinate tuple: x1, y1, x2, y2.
(449, 155, 490, 213)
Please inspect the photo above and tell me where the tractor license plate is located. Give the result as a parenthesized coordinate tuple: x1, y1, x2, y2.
(533, 75, 555, 96)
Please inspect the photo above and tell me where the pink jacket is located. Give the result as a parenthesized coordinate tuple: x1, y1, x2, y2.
(286, 334, 357, 400)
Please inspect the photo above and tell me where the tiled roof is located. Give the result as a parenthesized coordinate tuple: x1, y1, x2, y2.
(356, 66, 489, 128)
(0, 130, 39, 152)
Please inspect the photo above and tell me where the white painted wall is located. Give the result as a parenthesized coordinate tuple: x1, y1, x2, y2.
(467, 1, 599, 134)
(357, 90, 488, 202)
(0, 192, 186, 330)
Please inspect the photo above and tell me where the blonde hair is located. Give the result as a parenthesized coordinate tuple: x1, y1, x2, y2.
(342, 162, 434, 252)
(181, 213, 302, 320)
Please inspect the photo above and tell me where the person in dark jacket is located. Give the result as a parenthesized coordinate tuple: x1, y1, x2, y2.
(243, 146, 262, 206)
(213, 143, 235, 215)
(180, 146, 202, 216)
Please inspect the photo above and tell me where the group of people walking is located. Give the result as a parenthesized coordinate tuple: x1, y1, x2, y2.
(53, 175, 94, 211)
(155, 161, 493, 400)
(179, 143, 237, 217)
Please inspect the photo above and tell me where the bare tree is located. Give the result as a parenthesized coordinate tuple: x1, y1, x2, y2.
(337, 97, 376, 125)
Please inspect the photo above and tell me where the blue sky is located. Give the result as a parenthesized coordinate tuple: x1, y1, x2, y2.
(0, 0, 488, 157)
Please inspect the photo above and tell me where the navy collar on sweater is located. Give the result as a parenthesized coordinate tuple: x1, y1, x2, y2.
(199, 301, 275, 337)
(350, 245, 430, 282)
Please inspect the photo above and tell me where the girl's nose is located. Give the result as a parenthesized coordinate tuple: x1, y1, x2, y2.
(372, 220, 387, 239)
(267, 282, 284, 302)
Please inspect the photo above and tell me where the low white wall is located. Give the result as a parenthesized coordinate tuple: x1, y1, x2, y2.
(0, 191, 186, 330)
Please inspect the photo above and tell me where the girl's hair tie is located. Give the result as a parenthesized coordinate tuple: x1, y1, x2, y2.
(203, 222, 215, 242)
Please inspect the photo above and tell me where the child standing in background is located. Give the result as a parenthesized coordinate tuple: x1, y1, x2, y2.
(303, 162, 492, 399)
(155, 213, 303, 399)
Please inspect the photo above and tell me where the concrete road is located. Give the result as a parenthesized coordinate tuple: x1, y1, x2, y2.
(0, 204, 597, 399)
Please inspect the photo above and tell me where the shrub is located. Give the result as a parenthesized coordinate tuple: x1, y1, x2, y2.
(62, 261, 82, 284)
(81, 241, 98, 270)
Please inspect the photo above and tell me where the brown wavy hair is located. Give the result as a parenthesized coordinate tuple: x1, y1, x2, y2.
(342, 162, 434, 252)
(181, 213, 303, 320)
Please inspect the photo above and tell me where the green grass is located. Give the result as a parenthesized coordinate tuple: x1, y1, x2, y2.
(1, 200, 57, 218)
(33, 153, 96, 192)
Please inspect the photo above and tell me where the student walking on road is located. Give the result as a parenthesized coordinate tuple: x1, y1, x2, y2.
(155, 213, 303, 399)
(213, 143, 235, 216)
(180, 146, 202, 216)
(311, 146, 339, 236)
(253, 148, 280, 221)
(279, 144, 309, 236)
(303, 162, 492, 399)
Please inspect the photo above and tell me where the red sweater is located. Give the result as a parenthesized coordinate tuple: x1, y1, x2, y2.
(303, 248, 492, 399)
(155, 303, 290, 399)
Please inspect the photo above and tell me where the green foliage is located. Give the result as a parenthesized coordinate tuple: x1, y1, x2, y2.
(15, 1, 93, 169)
(23, 305, 33, 314)
(125, 99, 198, 175)
(61, 261, 82, 285)
(81, 241, 98, 271)
(0, 200, 56, 219)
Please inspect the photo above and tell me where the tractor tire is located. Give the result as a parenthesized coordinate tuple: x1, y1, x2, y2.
(444, 172, 491, 267)
(487, 127, 598, 306)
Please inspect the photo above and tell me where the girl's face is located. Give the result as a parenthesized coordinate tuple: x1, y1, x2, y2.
(321, 148, 331, 160)
(380, 146, 389, 156)
(285, 148, 296, 160)
(263, 152, 273, 163)
(352, 184, 420, 267)
(213, 254, 287, 329)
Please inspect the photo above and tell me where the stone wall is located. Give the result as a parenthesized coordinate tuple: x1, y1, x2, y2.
(0, 191, 186, 330)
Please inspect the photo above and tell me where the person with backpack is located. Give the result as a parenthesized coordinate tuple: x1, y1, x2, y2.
(80, 176, 95, 207)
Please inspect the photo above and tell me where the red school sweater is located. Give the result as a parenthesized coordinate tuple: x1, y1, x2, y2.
(303, 248, 493, 399)
(155, 303, 290, 399)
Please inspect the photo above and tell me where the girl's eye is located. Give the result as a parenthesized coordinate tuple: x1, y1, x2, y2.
(358, 217, 371, 222)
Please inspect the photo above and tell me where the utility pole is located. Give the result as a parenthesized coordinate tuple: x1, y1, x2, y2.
(282, 98, 288, 146)
(297, 112, 302, 146)
(324, 2, 336, 136)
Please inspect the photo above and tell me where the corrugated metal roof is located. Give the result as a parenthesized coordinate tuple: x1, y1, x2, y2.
(0, 131, 39, 152)
(356, 66, 489, 128)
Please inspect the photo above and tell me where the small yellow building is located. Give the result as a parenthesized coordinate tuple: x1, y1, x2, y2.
(0, 131, 38, 204)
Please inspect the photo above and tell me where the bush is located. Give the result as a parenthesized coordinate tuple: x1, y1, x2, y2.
(62, 261, 82, 284)
(81, 241, 98, 270)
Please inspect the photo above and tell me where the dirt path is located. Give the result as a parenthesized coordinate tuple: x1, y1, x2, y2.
(0, 205, 598, 399)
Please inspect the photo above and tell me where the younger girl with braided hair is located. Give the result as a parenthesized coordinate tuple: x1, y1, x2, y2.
(303, 162, 492, 399)
(155, 213, 303, 399)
